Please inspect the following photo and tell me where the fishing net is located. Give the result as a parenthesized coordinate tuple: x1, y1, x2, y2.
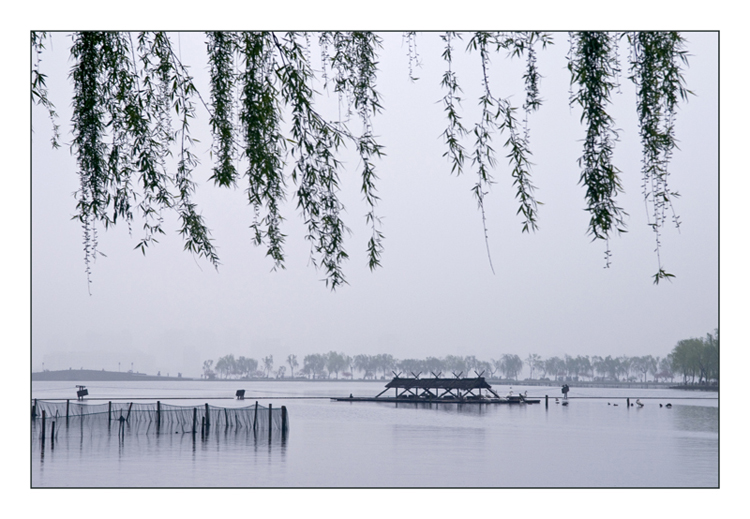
(32, 400, 287, 439)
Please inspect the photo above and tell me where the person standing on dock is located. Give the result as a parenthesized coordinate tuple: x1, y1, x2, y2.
(561, 384, 569, 400)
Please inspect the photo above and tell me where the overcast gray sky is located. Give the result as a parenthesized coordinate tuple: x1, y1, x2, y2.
(30, 32, 718, 377)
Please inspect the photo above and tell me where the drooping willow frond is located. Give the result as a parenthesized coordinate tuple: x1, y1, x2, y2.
(628, 31, 691, 284)
(568, 31, 627, 266)
(31, 32, 61, 149)
(69, 31, 219, 293)
(238, 32, 288, 270)
(34, 31, 695, 289)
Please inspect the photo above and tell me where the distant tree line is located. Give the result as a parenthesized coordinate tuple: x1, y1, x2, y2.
(200, 329, 717, 384)
(668, 329, 719, 385)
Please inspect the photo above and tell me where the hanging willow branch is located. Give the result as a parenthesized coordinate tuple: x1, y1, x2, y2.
(31, 32, 61, 149)
(238, 32, 288, 270)
(568, 31, 627, 267)
(628, 31, 691, 284)
(33, 31, 694, 289)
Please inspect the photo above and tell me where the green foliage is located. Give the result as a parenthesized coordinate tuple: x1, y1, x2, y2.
(204, 348, 697, 382)
(286, 354, 299, 378)
(568, 32, 626, 266)
(302, 353, 328, 379)
(628, 32, 691, 282)
(669, 329, 718, 384)
(33, 31, 695, 287)
(67, 32, 219, 292)
(31, 32, 60, 149)
(325, 351, 349, 378)
(206, 31, 238, 188)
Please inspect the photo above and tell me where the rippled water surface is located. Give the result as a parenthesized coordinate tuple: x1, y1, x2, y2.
(31, 381, 718, 487)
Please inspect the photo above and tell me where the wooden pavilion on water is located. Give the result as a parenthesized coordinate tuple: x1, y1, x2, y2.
(333, 374, 540, 404)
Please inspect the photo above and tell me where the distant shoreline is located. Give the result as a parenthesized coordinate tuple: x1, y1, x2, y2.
(31, 369, 193, 382)
(30, 369, 717, 391)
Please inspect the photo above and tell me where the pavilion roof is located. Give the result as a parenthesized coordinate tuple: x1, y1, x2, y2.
(384, 377, 493, 390)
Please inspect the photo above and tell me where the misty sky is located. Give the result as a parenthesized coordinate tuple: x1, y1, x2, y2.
(30, 32, 718, 377)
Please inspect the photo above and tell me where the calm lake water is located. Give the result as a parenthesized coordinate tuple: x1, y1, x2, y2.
(30, 380, 718, 488)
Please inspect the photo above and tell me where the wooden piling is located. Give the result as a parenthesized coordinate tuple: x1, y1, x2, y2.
(201, 416, 205, 438)
(66, 399, 70, 419)
(224, 407, 228, 429)
(156, 401, 161, 429)
(205, 403, 210, 427)
(192, 407, 197, 434)
(545, 395, 548, 409)
(281, 405, 288, 433)
(41, 410, 46, 440)
(32, 399, 37, 418)
(126, 402, 133, 421)
(253, 401, 258, 431)
(627, 398, 630, 407)
(268, 403, 273, 437)
(51, 421, 55, 447)
(108, 401, 112, 422)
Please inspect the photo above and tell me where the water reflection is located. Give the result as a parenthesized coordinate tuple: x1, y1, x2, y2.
(672, 405, 718, 434)
(31, 382, 717, 487)
(32, 414, 288, 462)
(390, 400, 531, 416)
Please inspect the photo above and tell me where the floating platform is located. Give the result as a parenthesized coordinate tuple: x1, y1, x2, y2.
(334, 375, 540, 404)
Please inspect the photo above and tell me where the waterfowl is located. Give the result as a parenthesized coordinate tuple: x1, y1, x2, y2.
(636, 399, 644, 407)
(665, 403, 672, 408)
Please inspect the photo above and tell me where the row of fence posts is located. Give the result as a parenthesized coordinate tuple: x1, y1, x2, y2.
(33, 399, 288, 442)
(194, 402, 288, 441)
